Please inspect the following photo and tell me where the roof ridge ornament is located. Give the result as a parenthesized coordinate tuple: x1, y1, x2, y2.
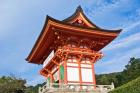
(76, 5, 83, 12)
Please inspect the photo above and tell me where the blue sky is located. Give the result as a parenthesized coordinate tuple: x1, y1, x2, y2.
(0, 0, 140, 86)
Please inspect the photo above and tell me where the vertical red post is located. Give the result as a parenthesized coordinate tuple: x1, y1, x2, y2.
(92, 64, 96, 89)
(58, 66, 61, 84)
(50, 74, 53, 83)
(78, 57, 82, 89)
(64, 60, 67, 84)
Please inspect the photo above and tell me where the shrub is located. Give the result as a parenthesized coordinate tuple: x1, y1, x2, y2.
(109, 76, 140, 93)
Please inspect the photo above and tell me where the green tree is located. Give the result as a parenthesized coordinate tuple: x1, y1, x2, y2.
(96, 57, 140, 87)
(25, 82, 46, 93)
(0, 76, 26, 93)
(122, 57, 140, 83)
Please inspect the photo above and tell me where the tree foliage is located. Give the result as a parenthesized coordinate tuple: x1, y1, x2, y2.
(0, 76, 26, 93)
(109, 76, 140, 93)
(0, 76, 45, 93)
(96, 57, 140, 87)
(25, 83, 46, 93)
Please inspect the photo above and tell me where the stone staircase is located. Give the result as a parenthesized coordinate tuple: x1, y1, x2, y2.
(39, 83, 114, 93)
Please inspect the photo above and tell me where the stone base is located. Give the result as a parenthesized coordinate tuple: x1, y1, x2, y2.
(39, 83, 114, 93)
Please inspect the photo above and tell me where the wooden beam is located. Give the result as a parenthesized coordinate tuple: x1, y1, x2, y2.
(52, 60, 59, 66)
(44, 68, 51, 74)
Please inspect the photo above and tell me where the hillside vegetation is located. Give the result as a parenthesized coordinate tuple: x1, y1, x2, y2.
(96, 57, 140, 87)
(109, 76, 140, 93)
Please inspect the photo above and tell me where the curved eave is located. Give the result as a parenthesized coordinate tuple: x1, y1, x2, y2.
(26, 16, 122, 64)
(26, 16, 50, 63)
(48, 15, 122, 34)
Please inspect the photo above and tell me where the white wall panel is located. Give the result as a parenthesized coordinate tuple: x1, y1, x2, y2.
(81, 68, 93, 82)
(67, 67, 79, 81)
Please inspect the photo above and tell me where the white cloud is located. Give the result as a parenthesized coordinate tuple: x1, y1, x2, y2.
(85, 0, 124, 17)
(103, 32, 140, 51)
(84, 0, 140, 30)
(96, 47, 140, 73)
(123, 20, 140, 32)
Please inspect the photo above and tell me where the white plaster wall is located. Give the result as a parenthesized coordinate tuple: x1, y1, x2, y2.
(81, 68, 93, 82)
(67, 67, 79, 81)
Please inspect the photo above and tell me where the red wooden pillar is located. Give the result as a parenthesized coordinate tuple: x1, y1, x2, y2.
(64, 60, 67, 84)
(50, 74, 53, 83)
(78, 57, 82, 89)
(92, 64, 96, 89)
(58, 66, 61, 84)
